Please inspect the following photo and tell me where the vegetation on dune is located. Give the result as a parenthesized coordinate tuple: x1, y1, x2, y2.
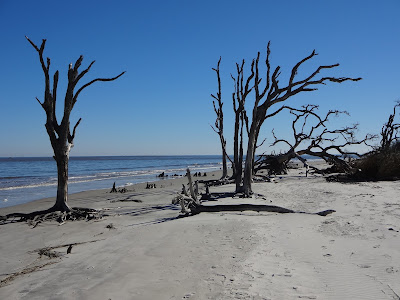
(353, 141, 400, 180)
(352, 103, 400, 180)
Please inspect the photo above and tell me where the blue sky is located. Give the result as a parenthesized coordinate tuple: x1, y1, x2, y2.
(0, 0, 399, 156)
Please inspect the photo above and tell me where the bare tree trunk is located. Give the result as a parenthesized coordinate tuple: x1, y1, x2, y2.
(211, 57, 231, 179)
(231, 60, 254, 193)
(53, 153, 71, 211)
(243, 123, 258, 196)
(27, 37, 124, 212)
(233, 110, 241, 192)
(239, 42, 360, 196)
(220, 136, 228, 178)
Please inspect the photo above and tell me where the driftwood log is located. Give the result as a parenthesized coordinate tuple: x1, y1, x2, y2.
(172, 168, 335, 217)
(0, 207, 103, 227)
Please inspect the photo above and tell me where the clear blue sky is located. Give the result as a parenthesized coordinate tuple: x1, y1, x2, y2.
(0, 0, 399, 156)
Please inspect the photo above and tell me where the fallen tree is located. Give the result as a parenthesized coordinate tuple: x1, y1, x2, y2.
(255, 105, 374, 175)
(211, 42, 362, 196)
(172, 169, 335, 217)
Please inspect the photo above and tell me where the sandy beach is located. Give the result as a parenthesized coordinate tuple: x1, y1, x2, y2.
(0, 162, 399, 299)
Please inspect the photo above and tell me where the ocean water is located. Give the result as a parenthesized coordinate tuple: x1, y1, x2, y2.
(0, 155, 224, 208)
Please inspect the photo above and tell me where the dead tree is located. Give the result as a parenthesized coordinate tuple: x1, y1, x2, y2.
(231, 60, 254, 192)
(26, 37, 125, 213)
(172, 169, 201, 214)
(255, 105, 374, 174)
(171, 170, 336, 217)
(211, 57, 231, 179)
(350, 102, 400, 180)
(241, 42, 361, 196)
(380, 102, 400, 151)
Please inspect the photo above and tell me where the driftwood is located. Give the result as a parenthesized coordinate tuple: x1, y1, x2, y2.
(0, 261, 58, 288)
(0, 238, 105, 288)
(110, 182, 128, 193)
(172, 169, 201, 214)
(0, 207, 103, 226)
(146, 182, 156, 189)
(172, 168, 336, 217)
(110, 182, 118, 193)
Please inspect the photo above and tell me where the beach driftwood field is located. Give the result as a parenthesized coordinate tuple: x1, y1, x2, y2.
(0, 161, 399, 299)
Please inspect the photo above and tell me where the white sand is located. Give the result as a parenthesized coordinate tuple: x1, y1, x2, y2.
(0, 164, 399, 299)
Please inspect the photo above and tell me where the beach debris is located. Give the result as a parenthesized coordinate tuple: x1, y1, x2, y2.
(172, 169, 337, 217)
(0, 261, 58, 288)
(110, 182, 118, 193)
(106, 223, 116, 230)
(146, 182, 157, 189)
(67, 244, 73, 254)
(172, 169, 201, 215)
(111, 196, 142, 203)
(2, 207, 103, 226)
(38, 247, 61, 258)
(110, 182, 127, 193)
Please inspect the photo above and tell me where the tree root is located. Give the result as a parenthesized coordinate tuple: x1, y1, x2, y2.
(198, 178, 234, 186)
(0, 261, 58, 288)
(1, 207, 104, 226)
(31, 239, 106, 255)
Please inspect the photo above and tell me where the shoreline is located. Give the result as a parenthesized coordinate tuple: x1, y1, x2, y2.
(0, 168, 225, 215)
(0, 155, 227, 209)
(0, 158, 312, 213)
(1, 162, 398, 299)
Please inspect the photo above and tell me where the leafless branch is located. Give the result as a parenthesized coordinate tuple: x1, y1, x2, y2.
(73, 71, 126, 104)
(262, 105, 374, 173)
(68, 118, 82, 143)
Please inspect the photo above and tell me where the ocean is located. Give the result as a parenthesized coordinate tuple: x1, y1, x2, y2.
(0, 155, 224, 208)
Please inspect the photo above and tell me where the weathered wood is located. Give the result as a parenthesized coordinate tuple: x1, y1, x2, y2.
(110, 182, 118, 193)
(237, 42, 361, 196)
(186, 168, 200, 205)
(211, 57, 231, 179)
(26, 37, 124, 213)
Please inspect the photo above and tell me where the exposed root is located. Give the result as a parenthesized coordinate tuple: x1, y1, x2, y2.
(30, 239, 106, 256)
(1, 207, 104, 226)
(0, 261, 58, 288)
(199, 178, 234, 186)
(106, 223, 116, 230)
(37, 247, 61, 258)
